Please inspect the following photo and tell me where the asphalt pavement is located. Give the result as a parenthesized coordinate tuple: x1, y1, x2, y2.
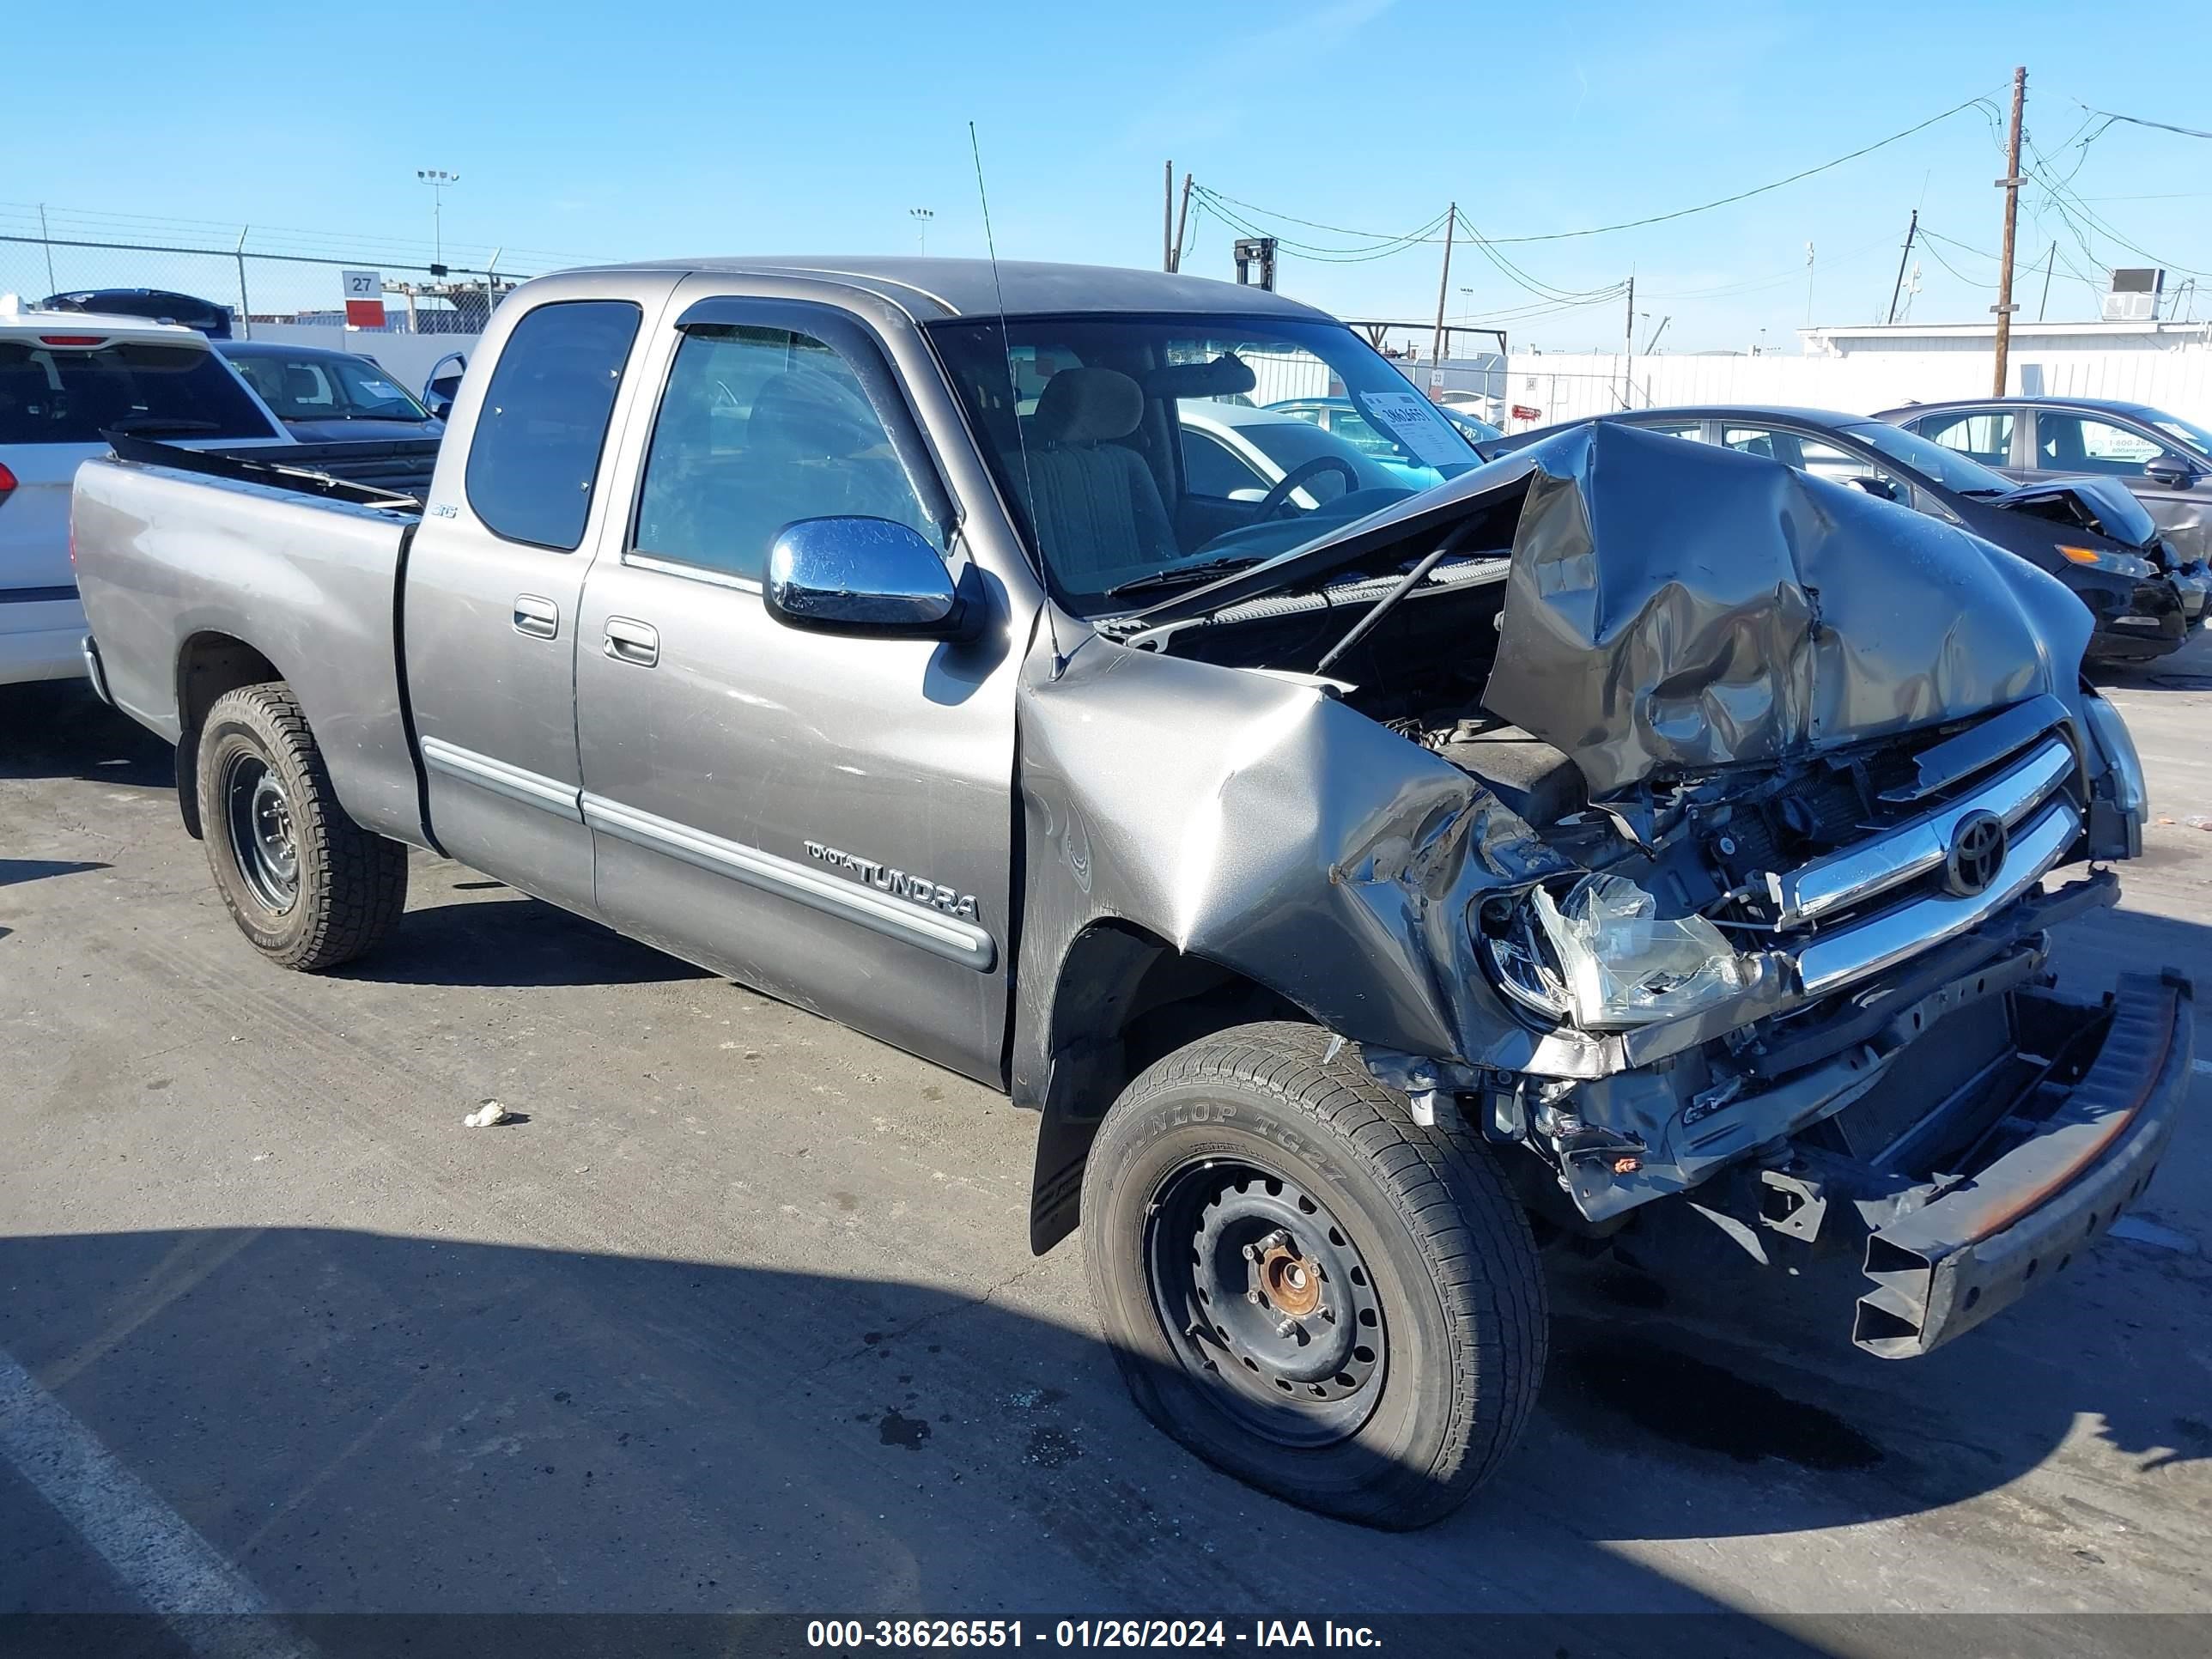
(3, 643, 2210, 1656)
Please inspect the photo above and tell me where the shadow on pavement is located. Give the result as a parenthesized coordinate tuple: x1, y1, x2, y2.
(1, 1223, 2203, 1652)
(337, 885, 714, 990)
(0, 684, 173, 791)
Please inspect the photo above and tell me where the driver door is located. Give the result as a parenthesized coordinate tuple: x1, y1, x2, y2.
(573, 286, 1019, 1083)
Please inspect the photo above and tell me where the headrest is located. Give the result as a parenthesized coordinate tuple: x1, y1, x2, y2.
(746, 369, 882, 456)
(1034, 367, 1142, 445)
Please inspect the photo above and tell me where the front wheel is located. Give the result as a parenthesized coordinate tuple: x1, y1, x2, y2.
(1080, 1023, 1547, 1529)
(197, 683, 408, 971)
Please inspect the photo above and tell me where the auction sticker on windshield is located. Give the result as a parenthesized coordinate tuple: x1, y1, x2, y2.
(1357, 391, 1467, 465)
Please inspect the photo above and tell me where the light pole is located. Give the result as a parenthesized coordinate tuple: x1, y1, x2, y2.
(416, 169, 460, 268)
(909, 208, 934, 256)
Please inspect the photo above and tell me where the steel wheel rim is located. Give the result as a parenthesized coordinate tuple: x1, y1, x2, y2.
(1143, 1153, 1388, 1448)
(223, 752, 299, 914)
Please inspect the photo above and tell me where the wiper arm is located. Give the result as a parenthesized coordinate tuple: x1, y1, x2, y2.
(1103, 555, 1266, 598)
(106, 416, 220, 434)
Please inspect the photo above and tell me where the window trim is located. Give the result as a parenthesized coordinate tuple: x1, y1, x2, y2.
(620, 295, 957, 590)
(462, 296, 644, 555)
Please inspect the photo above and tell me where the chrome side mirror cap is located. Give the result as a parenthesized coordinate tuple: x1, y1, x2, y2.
(765, 516, 969, 639)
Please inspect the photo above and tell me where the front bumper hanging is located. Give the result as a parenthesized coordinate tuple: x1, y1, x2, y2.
(1852, 969, 2192, 1357)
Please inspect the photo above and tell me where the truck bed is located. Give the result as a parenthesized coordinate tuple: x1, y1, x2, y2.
(104, 432, 439, 508)
(70, 453, 428, 849)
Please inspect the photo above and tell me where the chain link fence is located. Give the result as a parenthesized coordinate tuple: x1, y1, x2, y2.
(0, 204, 571, 346)
(2, 232, 531, 338)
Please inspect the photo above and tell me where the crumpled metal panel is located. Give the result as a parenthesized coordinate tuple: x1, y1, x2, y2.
(1483, 423, 2091, 796)
(1012, 642, 1532, 1075)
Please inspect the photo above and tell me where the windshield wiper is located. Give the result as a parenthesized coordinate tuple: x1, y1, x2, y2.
(1103, 555, 1267, 599)
(1958, 486, 2010, 497)
(106, 416, 221, 434)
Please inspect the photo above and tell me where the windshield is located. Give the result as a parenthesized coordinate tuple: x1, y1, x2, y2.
(2150, 413, 2212, 463)
(1838, 420, 2015, 495)
(227, 350, 435, 423)
(927, 313, 1480, 613)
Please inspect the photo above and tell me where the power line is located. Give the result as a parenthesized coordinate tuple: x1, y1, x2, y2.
(1480, 91, 2005, 244)
(2071, 101, 2212, 142)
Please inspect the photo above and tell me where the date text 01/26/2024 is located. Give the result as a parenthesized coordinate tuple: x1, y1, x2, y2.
(805, 1621, 1383, 1649)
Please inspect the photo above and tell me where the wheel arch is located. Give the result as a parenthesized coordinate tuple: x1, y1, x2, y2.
(1025, 918, 1311, 1254)
(173, 630, 284, 839)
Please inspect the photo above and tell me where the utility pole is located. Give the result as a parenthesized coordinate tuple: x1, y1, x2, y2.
(1886, 210, 1918, 325)
(1991, 65, 2027, 396)
(38, 204, 57, 293)
(1170, 173, 1192, 272)
(2038, 241, 2057, 321)
(1430, 204, 1456, 394)
(909, 207, 933, 255)
(1168, 160, 1185, 270)
(1622, 274, 1635, 408)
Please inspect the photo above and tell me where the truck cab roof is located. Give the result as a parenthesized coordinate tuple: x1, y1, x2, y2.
(556, 257, 1329, 323)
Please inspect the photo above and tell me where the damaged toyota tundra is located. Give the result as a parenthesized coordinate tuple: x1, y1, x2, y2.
(69, 259, 2189, 1530)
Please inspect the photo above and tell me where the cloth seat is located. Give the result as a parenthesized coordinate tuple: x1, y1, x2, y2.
(1023, 368, 1177, 580)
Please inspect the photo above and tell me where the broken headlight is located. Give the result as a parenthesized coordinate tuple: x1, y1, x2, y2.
(2080, 690, 2147, 818)
(1480, 875, 1753, 1031)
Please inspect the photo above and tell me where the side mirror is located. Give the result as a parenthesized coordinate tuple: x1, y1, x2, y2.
(423, 376, 462, 420)
(765, 517, 967, 638)
(2144, 454, 2200, 489)
(1850, 475, 1905, 504)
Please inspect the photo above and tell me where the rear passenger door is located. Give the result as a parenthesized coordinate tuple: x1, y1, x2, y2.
(1907, 410, 2023, 478)
(404, 282, 672, 916)
(572, 288, 1018, 1083)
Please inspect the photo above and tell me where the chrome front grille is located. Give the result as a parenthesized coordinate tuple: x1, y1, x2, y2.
(1769, 737, 2076, 928)
(1765, 731, 2083, 1000)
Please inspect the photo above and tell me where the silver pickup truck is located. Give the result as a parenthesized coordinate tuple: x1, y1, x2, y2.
(70, 257, 2190, 1528)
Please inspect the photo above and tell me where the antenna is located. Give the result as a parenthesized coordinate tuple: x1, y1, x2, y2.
(969, 120, 1069, 676)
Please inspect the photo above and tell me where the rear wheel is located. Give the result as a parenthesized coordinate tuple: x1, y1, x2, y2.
(1080, 1022, 1547, 1528)
(197, 683, 407, 971)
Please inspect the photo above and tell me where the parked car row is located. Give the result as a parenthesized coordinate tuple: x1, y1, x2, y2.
(2, 295, 441, 684)
(1480, 402, 2212, 665)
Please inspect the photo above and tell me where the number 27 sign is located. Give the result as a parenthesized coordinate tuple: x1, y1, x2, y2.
(342, 270, 386, 329)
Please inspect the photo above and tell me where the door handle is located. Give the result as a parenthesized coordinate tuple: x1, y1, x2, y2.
(512, 594, 560, 639)
(604, 617, 659, 667)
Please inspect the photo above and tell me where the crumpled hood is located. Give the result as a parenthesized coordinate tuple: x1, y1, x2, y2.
(1993, 472, 2160, 550)
(1481, 422, 2089, 796)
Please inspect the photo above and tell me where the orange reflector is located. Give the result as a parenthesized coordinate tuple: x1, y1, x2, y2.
(2057, 545, 2103, 564)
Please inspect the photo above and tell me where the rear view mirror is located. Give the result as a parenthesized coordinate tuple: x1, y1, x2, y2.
(2144, 454, 2200, 489)
(766, 517, 967, 638)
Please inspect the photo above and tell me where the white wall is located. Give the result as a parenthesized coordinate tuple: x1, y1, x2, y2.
(1496, 344, 2212, 431)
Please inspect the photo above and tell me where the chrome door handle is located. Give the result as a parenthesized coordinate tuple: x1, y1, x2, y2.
(512, 594, 559, 639)
(604, 617, 659, 667)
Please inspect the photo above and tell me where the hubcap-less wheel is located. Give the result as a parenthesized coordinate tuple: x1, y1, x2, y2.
(1146, 1159, 1387, 1448)
(223, 752, 299, 913)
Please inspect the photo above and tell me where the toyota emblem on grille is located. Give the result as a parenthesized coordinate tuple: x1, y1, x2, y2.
(1944, 810, 2008, 897)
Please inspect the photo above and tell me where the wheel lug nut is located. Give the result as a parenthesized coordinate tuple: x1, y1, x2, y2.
(1273, 1317, 1298, 1339)
(1245, 1288, 1265, 1305)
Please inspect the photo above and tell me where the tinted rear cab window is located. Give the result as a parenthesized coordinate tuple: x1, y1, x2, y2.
(0, 339, 278, 444)
(464, 300, 642, 550)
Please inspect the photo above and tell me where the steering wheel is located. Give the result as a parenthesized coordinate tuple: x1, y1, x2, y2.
(1250, 455, 1363, 521)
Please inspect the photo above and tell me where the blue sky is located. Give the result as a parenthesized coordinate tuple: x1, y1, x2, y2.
(9, 0, 2208, 351)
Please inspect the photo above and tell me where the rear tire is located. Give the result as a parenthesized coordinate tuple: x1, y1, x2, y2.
(196, 683, 407, 971)
(1080, 1022, 1547, 1528)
